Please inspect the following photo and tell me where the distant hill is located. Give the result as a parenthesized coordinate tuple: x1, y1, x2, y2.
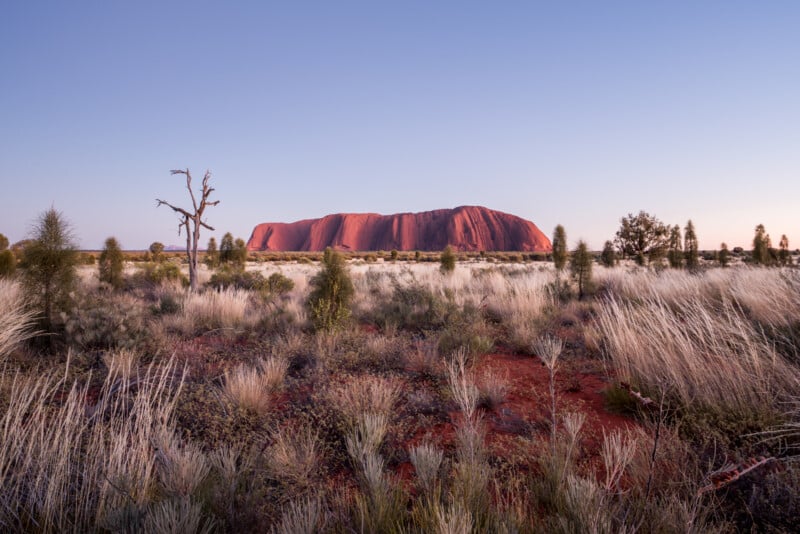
(246, 206, 551, 252)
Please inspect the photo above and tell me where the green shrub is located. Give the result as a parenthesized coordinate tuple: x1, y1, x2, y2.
(266, 272, 295, 295)
(20, 208, 79, 337)
(134, 262, 187, 286)
(0, 249, 15, 277)
(65, 293, 150, 350)
(99, 237, 125, 289)
(440, 246, 456, 274)
(307, 248, 354, 331)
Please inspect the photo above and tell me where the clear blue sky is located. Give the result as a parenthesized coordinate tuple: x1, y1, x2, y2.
(1, 1, 798, 250)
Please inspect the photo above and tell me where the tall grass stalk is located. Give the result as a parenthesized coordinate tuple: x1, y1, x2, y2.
(0, 359, 185, 532)
(0, 279, 38, 359)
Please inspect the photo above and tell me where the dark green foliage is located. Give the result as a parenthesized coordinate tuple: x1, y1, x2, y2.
(390, 249, 398, 261)
(436, 302, 494, 362)
(752, 224, 771, 265)
(439, 245, 456, 274)
(134, 261, 186, 286)
(99, 237, 125, 289)
(148, 241, 165, 262)
(718, 242, 730, 267)
(207, 267, 293, 299)
(20, 208, 79, 336)
(205, 237, 219, 268)
(778, 234, 791, 266)
(600, 240, 617, 267)
(233, 238, 248, 269)
(0, 233, 8, 251)
(0, 250, 15, 277)
(307, 248, 354, 331)
(569, 240, 593, 299)
(615, 211, 669, 266)
(667, 225, 683, 268)
(414, 250, 421, 261)
(684, 220, 699, 270)
(266, 272, 295, 295)
(219, 232, 235, 264)
(551, 225, 568, 271)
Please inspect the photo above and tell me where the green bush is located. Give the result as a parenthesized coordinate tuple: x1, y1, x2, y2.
(20, 208, 79, 337)
(0, 249, 15, 277)
(134, 262, 187, 287)
(307, 248, 354, 331)
(65, 293, 150, 350)
(99, 237, 125, 289)
(440, 246, 456, 274)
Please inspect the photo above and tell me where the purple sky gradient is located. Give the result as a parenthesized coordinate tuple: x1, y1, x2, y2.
(1, 1, 798, 250)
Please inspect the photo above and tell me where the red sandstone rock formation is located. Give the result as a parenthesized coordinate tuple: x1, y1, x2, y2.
(246, 206, 551, 252)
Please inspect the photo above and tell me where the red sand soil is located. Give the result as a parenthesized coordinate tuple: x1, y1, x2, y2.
(394, 350, 638, 486)
(246, 205, 552, 252)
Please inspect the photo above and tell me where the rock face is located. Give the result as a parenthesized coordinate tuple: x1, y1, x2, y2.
(246, 206, 551, 252)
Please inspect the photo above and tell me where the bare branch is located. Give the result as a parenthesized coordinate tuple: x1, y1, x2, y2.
(156, 199, 192, 219)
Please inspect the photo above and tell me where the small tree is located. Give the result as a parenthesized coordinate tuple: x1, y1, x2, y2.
(157, 169, 219, 291)
(570, 240, 593, 299)
(390, 249, 398, 262)
(718, 243, 730, 267)
(0, 233, 14, 277)
(99, 237, 125, 289)
(778, 234, 791, 266)
(149, 241, 165, 263)
(307, 247, 354, 331)
(440, 245, 456, 274)
(205, 237, 219, 269)
(615, 211, 669, 266)
(600, 240, 617, 267)
(684, 220, 699, 270)
(219, 232, 235, 265)
(667, 225, 683, 269)
(20, 208, 78, 338)
(552, 225, 568, 271)
(752, 224, 770, 265)
(233, 238, 248, 269)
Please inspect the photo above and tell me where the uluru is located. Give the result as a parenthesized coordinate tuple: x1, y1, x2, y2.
(246, 206, 551, 252)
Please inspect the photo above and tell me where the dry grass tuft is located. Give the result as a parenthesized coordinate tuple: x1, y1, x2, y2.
(267, 424, 323, 488)
(0, 279, 38, 359)
(222, 356, 287, 414)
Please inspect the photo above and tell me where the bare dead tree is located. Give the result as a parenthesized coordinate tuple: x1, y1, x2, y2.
(156, 169, 219, 291)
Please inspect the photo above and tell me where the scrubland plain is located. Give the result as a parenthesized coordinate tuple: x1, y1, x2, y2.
(1, 257, 799, 532)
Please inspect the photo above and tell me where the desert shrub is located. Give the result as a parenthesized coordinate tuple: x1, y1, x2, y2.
(307, 248, 354, 331)
(552, 225, 568, 271)
(208, 266, 267, 291)
(65, 292, 151, 350)
(134, 261, 187, 287)
(99, 236, 125, 289)
(0, 249, 16, 277)
(437, 303, 494, 363)
(149, 241, 165, 262)
(204, 237, 219, 268)
(19, 208, 79, 338)
(569, 240, 593, 299)
(440, 245, 456, 274)
(373, 279, 449, 331)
